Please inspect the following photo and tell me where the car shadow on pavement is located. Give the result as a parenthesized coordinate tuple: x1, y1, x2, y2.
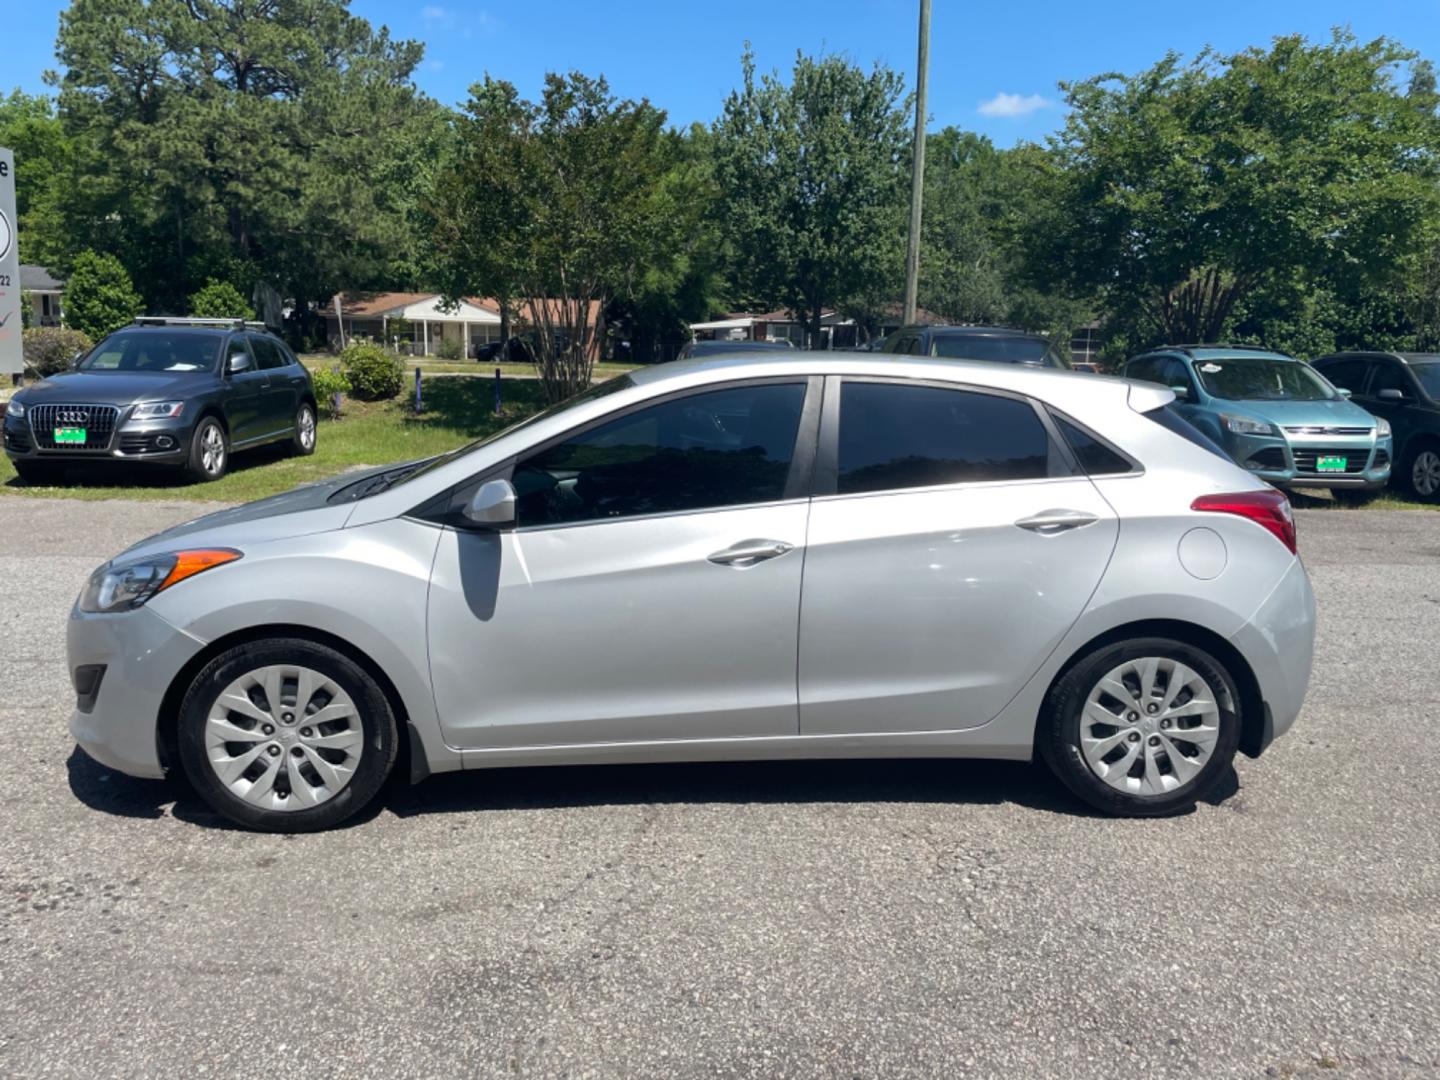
(6, 443, 292, 491)
(67, 745, 1242, 829)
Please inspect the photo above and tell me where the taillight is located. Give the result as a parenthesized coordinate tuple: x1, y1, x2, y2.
(1191, 490, 1297, 554)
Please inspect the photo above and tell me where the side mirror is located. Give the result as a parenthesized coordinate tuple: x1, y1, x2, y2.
(1336, 387, 1353, 399)
(227, 350, 253, 374)
(69, 351, 85, 370)
(462, 478, 517, 530)
(1377, 388, 1406, 402)
(1169, 384, 1191, 401)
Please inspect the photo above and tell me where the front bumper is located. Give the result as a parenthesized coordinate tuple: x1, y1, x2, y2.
(5, 410, 193, 466)
(1226, 431, 1392, 490)
(1230, 558, 1317, 754)
(67, 602, 206, 779)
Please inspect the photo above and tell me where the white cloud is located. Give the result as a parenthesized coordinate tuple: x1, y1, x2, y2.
(977, 92, 1052, 119)
(421, 5, 446, 20)
(427, 59, 445, 72)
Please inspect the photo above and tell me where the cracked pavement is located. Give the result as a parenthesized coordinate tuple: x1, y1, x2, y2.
(1, 497, 1438, 1077)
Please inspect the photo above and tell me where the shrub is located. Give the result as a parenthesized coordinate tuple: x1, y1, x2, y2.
(64, 250, 143, 338)
(436, 335, 464, 361)
(189, 279, 255, 320)
(22, 326, 94, 377)
(310, 366, 351, 417)
(341, 342, 405, 401)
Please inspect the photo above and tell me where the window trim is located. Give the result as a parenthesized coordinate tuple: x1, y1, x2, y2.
(410, 375, 824, 531)
(812, 374, 1075, 500)
(1044, 406, 1144, 479)
(1312, 356, 1376, 398)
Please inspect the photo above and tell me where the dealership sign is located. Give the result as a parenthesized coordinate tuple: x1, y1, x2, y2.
(0, 148, 20, 374)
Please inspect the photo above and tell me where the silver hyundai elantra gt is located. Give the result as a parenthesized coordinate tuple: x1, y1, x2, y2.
(68, 353, 1316, 831)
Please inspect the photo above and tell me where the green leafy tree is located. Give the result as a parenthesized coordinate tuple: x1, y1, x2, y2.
(0, 89, 73, 268)
(189, 279, 255, 320)
(712, 48, 910, 347)
(1040, 32, 1440, 349)
(52, 0, 437, 326)
(64, 250, 142, 338)
(430, 73, 684, 400)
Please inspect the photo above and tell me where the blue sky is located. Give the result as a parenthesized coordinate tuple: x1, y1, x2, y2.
(7, 0, 1439, 144)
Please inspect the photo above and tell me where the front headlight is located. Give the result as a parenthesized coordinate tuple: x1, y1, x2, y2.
(1220, 412, 1277, 436)
(1376, 417, 1392, 438)
(79, 549, 241, 613)
(131, 401, 185, 420)
(4, 398, 23, 418)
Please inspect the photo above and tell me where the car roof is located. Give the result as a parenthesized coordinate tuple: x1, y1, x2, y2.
(107, 325, 232, 336)
(905, 325, 1047, 340)
(1140, 345, 1293, 362)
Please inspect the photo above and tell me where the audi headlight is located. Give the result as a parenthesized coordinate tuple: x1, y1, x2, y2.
(131, 401, 185, 420)
(1220, 413, 1277, 436)
(1376, 417, 1392, 438)
(80, 549, 241, 613)
(4, 398, 23, 418)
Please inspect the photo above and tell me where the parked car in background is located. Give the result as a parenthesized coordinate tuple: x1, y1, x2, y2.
(4, 317, 317, 484)
(880, 325, 1069, 368)
(1311, 351, 1440, 502)
(1122, 346, 1392, 503)
(678, 338, 796, 360)
(68, 352, 1315, 831)
(1072, 362, 1101, 374)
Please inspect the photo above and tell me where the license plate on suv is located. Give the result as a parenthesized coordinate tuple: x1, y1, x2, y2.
(53, 427, 87, 445)
(1316, 455, 1347, 472)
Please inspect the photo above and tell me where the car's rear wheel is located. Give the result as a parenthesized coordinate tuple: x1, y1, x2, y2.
(291, 402, 317, 456)
(1403, 442, 1440, 502)
(176, 638, 398, 832)
(1039, 637, 1242, 817)
(183, 417, 229, 483)
(13, 460, 64, 485)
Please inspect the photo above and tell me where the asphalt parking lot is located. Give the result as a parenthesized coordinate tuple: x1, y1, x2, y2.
(1, 497, 1438, 1078)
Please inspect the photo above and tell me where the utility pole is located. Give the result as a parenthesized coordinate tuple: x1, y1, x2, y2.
(902, 0, 931, 326)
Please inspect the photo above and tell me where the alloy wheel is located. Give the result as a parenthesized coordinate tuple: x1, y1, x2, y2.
(1413, 450, 1440, 498)
(201, 424, 226, 476)
(203, 664, 364, 810)
(298, 407, 316, 450)
(1080, 657, 1221, 795)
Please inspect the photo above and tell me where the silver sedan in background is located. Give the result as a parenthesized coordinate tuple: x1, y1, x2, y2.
(68, 353, 1316, 831)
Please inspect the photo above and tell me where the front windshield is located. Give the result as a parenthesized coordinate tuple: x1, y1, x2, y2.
(376, 374, 637, 493)
(79, 331, 225, 373)
(1194, 357, 1336, 401)
(1412, 362, 1440, 400)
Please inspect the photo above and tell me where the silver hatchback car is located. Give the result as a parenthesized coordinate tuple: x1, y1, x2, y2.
(69, 354, 1316, 831)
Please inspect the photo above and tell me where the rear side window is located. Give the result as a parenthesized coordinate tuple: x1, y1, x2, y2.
(1314, 358, 1372, 395)
(1144, 405, 1229, 461)
(837, 382, 1052, 494)
(249, 335, 287, 371)
(1052, 414, 1133, 475)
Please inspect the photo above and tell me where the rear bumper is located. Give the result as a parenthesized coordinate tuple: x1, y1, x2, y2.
(66, 603, 206, 779)
(1229, 558, 1317, 755)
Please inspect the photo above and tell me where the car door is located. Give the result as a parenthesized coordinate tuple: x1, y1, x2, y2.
(798, 377, 1119, 734)
(221, 335, 267, 444)
(425, 377, 820, 749)
(247, 334, 296, 435)
(1365, 359, 1422, 458)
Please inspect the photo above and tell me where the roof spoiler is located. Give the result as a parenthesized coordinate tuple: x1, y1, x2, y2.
(1127, 381, 1176, 413)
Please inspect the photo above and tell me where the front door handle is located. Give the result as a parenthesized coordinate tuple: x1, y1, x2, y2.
(1015, 509, 1099, 535)
(708, 539, 795, 567)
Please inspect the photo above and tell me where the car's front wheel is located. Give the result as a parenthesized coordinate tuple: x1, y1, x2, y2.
(176, 638, 398, 832)
(183, 417, 229, 483)
(1039, 637, 1242, 816)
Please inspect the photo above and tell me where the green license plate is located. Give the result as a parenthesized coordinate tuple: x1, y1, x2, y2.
(1316, 455, 1347, 472)
(53, 427, 86, 445)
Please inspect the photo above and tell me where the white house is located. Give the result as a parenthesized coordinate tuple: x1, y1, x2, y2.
(322, 292, 505, 356)
(20, 265, 65, 327)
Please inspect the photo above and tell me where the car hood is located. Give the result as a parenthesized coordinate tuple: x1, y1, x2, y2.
(1219, 397, 1378, 429)
(20, 371, 221, 406)
(115, 464, 403, 562)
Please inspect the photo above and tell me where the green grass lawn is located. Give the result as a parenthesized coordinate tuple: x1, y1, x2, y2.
(1, 377, 552, 504)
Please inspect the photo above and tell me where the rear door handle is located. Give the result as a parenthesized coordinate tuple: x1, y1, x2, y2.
(1014, 509, 1099, 535)
(708, 539, 795, 567)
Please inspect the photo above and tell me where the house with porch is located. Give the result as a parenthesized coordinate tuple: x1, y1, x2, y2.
(322, 292, 603, 360)
(20, 266, 65, 327)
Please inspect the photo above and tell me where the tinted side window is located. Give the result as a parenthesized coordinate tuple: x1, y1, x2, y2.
(513, 383, 807, 527)
(1315, 358, 1372, 395)
(1159, 358, 1195, 394)
(837, 382, 1052, 494)
(250, 335, 286, 371)
(1053, 414, 1133, 475)
(1125, 357, 1165, 385)
(1371, 362, 1415, 398)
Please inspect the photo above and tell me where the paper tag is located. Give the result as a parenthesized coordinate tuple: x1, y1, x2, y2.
(1199, 363, 1223, 373)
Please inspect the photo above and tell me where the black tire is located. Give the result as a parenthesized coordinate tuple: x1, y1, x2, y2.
(1038, 636, 1242, 817)
(1399, 439, 1440, 503)
(291, 401, 317, 456)
(1331, 488, 1381, 507)
(182, 416, 229, 483)
(13, 460, 64, 485)
(176, 638, 398, 832)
